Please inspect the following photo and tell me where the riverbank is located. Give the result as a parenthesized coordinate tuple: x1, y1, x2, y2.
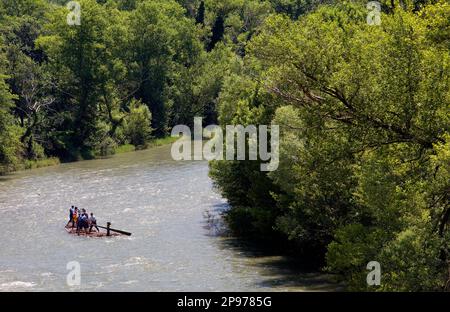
(0, 157, 61, 175)
(4, 136, 178, 175)
(18, 157, 61, 171)
(115, 136, 178, 155)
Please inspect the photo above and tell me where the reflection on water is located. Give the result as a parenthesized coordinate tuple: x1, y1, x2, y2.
(217, 238, 341, 291)
(0, 145, 338, 291)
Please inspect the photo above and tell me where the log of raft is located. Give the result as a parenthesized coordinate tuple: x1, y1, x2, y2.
(64, 226, 120, 237)
(97, 225, 132, 236)
(64, 221, 131, 237)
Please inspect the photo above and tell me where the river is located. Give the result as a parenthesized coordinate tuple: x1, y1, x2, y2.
(0, 144, 337, 291)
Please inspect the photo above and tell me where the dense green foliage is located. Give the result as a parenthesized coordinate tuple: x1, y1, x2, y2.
(209, 0, 450, 291)
(0, 0, 236, 165)
(0, 0, 448, 291)
(0, 41, 21, 172)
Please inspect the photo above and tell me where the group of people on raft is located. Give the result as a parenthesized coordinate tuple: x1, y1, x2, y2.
(66, 206, 99, 234)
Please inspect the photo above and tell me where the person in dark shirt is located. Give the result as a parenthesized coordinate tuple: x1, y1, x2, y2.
(77, 209, 89, 235)
(66, 206, 75, 227)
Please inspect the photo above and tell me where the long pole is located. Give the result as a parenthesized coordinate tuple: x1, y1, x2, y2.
(97, 224, 132, 236)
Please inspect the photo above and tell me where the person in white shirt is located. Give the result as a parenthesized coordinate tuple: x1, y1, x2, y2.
(89, 213, 99, 233)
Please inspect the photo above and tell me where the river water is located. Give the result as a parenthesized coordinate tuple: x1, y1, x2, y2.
(0, 144, 336, 291)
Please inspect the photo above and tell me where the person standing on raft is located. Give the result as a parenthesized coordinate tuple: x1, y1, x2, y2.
(66, 206, 75, 227)
(72, 207, 79, 228)
(89, 213, 99, 233)
(77, 209, 89, 235)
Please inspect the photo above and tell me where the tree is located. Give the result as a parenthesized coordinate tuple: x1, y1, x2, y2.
(196, 1, 206, 24)
(37, 0, 124, 159)
(123, 99, 152, 147)
(0, 43, 21, 174)
(127, 0, 203, 135)
(210, 1, 450, 289)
